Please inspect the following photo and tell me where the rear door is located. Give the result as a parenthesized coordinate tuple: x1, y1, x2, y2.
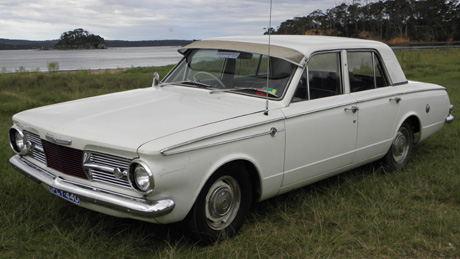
(346, 50, 402, 162)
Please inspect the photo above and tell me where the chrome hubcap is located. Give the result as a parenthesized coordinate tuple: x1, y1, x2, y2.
(205, 176, 241, 230)
(392, 127, 410, 164)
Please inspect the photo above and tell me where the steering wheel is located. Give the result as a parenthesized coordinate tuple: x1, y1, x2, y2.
(193, 72, 226, 88)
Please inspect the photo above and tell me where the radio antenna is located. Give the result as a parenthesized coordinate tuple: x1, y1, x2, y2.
(264, 0, 273, 116)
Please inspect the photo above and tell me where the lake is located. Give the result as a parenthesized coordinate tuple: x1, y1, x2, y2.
(0, 46, 182, 73)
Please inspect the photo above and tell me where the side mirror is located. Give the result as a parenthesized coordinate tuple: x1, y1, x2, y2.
(152, 72, 160, 87)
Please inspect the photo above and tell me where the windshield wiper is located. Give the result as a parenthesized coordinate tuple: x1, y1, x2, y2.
(210, 88, 279, 98)
(175, 81, 213, 89)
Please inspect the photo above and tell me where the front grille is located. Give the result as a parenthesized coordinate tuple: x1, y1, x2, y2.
(22, 131, 132, 189)
(42, 140, 87, 179)
(85, 152, 131, 189)
(24, 131, 47, 164)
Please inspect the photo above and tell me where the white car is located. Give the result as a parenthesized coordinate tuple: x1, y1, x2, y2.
(9, 36, 454, 243)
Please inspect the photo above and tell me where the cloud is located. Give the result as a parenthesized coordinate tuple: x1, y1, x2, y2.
(0, 0, 341, 40)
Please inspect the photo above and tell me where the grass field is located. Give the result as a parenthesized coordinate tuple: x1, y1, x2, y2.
(1, 49, 459, 258)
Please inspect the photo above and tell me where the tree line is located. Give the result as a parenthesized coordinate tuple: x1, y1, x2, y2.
(271, 0, 460, 42)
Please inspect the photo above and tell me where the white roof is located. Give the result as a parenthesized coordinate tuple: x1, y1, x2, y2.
(180, 35, 407, 85)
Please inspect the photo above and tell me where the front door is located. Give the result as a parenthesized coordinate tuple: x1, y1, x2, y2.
(280, 51, 358, 191)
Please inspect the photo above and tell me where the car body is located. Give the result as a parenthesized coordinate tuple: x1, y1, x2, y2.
(9, 35, 454, 243)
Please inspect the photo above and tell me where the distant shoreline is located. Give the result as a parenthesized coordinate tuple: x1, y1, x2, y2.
(0, 38, 194, 50)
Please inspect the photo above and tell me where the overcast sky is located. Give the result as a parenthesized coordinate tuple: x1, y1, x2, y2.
(0, 0, 349, 41)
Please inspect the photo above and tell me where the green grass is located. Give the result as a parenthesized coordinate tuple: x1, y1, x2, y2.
(1, 50, 459, 258)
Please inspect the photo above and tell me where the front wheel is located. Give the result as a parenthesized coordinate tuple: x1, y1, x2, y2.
(185, 164, 252, 244)
(384, 121, 414, 170)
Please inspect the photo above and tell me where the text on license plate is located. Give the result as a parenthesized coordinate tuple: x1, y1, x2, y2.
(49, 187, 81, 205)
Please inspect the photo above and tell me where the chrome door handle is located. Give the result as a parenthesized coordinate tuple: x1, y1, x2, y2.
(389, 97, 402, 103)
(344, 106, 359, 113)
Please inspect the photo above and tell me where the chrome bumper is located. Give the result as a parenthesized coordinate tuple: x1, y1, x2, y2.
(9, 155, 175, 219)
(446, 104, 454, 124)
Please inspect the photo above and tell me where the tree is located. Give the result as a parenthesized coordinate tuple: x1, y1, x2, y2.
(271, 0, 460, 43)
(55, 28, 106, 50)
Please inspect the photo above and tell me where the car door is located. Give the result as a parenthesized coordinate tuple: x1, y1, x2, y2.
(281, 51, 358, 191)
(346, 51, 402, 163)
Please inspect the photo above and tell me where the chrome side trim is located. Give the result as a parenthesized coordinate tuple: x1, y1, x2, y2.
(400, 87, 446, 95)
(348, 87, 445, 104)
(285, 101, 357, 119)
(356, 93, 401, 103)
(10, 155, 175, 218)
(46, 134, 72, 146)
(161, 121, 284, 156)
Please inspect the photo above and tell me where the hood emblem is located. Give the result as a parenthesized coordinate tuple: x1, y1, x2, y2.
(46, 134, 72, 146)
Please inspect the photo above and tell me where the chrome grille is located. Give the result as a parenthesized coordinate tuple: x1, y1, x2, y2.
(24, 131, 47, 164)
(84, 152, 131, 189)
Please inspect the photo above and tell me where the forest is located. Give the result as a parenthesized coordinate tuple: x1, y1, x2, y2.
(271, 0, 460, 43)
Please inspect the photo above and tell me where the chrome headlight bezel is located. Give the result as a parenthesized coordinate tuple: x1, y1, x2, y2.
(128, 160, 155, 194)
(9, 126, 31, 155)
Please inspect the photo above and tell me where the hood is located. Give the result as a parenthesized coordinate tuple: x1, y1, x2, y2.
(14, 86, 266, 152)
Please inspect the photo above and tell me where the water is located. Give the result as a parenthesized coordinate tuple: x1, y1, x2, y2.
(0, 46, 183, 73)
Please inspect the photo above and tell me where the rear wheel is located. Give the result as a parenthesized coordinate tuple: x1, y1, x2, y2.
(384, 121, 414, 170)
(185, 164, 252, 244)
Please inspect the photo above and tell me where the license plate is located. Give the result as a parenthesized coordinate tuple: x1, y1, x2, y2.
(49, 187, 81, 205)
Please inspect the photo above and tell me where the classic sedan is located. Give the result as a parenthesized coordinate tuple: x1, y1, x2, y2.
(9, 36, 454, 243)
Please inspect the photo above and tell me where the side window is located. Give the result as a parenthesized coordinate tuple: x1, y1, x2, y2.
(348, 51, 388, 92)
(292, 52, 342, 102)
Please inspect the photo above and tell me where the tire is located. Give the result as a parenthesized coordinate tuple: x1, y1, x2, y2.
(185, 164, 252, 244)
(384, 121, 414, 170)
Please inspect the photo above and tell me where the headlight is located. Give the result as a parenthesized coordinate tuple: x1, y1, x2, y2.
(128, 161, 155, 194)
(9, 127, 31, 155)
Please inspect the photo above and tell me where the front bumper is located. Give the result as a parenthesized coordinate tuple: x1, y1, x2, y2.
(9, 155, 175, 219)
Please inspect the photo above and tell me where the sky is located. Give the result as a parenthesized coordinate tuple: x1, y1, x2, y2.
(0, 0, 347, 41)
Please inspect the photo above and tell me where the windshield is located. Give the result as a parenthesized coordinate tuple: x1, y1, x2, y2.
(163, 49, 297, 99)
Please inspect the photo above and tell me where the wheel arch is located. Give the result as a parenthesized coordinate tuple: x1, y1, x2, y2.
(210, 159, 262, 205)
(399, 114, 421, 143)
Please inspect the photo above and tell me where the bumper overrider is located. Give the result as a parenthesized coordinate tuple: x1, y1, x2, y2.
(446, 105, 454, 124)
(9, 155, 175, 220)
